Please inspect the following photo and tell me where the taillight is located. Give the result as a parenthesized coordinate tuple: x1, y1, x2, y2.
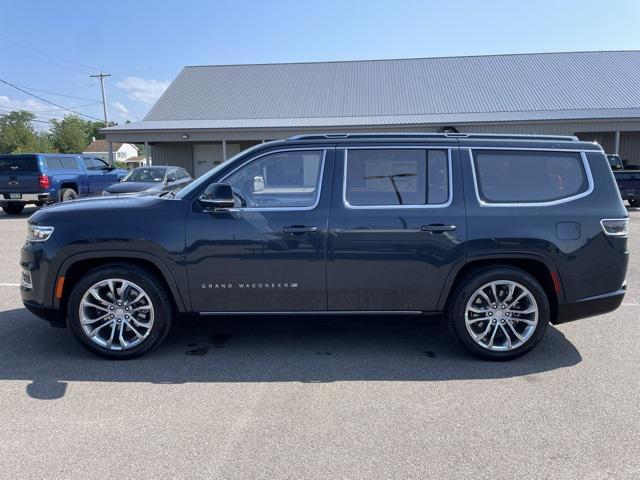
(39, 174, 50, 190)
(600, 218, 628, 237)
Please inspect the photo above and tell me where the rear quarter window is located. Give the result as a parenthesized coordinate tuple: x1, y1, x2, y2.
(45, 157, 64, 170)
(472, 150, 590, 204)
(0, 155, 39, 172)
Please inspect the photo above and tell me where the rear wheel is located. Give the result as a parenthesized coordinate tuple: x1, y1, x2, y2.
(67, 264, 173, 359)
(628, 199, 640, 208)
(1, 203, 25, 215)
(59, 188, 78, 202)
(447, 266, 550, 360)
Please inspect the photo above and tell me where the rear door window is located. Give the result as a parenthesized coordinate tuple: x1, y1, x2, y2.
(472, 150, 590, 204)
(0, 155, 39, 172)
(344, 148, 450, 207)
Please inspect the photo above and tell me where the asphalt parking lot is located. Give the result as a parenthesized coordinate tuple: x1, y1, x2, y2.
(0, 207, 639, 479)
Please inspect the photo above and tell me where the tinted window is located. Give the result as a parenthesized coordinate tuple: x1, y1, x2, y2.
(60, 157, 78, 169)
(607, 155, 623, 171)
(83, 158, 97, 170)
(45, 157, 64, 170)
(345, 149, 449, 206)
(94, 158, 110, 170)
(225, 150, 324, 208)
(473, 150, 589, 203)
(0, 155, 39, 172)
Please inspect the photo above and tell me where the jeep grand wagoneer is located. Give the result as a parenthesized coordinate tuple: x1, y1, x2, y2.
(21, 133, 628, 360)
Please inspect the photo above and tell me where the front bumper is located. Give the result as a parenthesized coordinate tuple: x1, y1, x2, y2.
(23, 301, 66, 327)
(555, 286, 626, 324)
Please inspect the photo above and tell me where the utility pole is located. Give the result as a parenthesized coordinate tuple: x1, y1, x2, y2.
(90, 72, 113, 165)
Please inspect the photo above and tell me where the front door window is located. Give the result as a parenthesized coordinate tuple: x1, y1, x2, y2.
(224, 150, 325, 209)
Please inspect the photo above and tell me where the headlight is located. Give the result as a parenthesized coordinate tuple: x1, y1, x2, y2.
(27, 224, 54, 242)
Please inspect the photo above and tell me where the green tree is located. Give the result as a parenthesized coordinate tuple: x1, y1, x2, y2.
(35, 131, 54, 153)
(50, 115, 89, 153)
(0, 110, 37, 153)
(86, 120, 116, 143)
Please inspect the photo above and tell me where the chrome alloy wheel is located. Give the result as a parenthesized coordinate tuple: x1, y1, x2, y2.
(79, 278, 155, 351)
(464, 280, 538, 351)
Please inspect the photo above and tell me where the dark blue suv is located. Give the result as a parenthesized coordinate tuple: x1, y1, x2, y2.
(20, 134, 629, 360)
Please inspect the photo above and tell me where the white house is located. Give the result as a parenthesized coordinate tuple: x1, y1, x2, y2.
(82, 139, 139, 163)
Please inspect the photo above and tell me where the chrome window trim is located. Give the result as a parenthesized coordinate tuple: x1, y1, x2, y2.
(219, 148, 327, 212)
(467, 148, 595, 208)
(342, 146, 453, 210)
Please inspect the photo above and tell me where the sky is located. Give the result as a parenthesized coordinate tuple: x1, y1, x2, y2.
(1, 0, 639, 130)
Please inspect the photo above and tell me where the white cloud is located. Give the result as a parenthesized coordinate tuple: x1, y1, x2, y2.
(116, 76, 169, 104)
(0, 96, 66, 131)
(111, 101, 129, 114)
(0, 95, 64, 118)
(110, 101, 135, 121)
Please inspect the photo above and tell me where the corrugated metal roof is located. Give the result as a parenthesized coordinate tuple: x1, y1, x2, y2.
(108, 51, 640, 131)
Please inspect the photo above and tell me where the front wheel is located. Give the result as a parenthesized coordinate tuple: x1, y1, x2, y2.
(447, 267, 550, 360)
(67, 264, 173, 359)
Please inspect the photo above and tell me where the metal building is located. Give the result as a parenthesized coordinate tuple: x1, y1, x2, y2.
(104, 51, 640, 176)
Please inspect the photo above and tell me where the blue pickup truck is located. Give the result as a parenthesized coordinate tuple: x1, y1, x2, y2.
(0, 154, 128, 215)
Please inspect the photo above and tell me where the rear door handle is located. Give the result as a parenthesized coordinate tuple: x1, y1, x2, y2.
(421, 224, 457, 233)
(283, 225, 319, 234)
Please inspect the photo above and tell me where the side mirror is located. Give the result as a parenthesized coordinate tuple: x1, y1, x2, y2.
(199, 183, 234, 209)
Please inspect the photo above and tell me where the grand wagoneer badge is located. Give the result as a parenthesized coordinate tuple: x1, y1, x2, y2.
(201, 282, 299, 289)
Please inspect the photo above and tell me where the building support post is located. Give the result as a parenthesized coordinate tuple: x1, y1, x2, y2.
(145, 141, 151, 166)
(614, 131, 621, 155)
(107, 142, 114, 166)
(222, 140, 227, 162)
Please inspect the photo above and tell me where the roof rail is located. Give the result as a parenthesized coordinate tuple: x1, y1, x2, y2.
(287, 133, 579, 142)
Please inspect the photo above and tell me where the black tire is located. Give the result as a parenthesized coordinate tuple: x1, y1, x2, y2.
(59, 188, 78, 202)
(447, 266, 550, 361)
(628, 199, 640, 208)
(67, 264, 173, 359)
(1, 203, 25, 215)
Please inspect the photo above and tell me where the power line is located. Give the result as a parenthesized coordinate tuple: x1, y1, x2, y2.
(0, 37, 103, 73)
(5, 84, 100, 102)
(0, 83, 139, 120)
(0, 111, 53, 124)
(0, 77, 104, 122)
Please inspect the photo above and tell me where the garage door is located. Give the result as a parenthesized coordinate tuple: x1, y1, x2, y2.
(193, 144, 223, 178)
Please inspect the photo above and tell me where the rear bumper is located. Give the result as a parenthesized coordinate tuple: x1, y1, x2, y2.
(554, 286, 626, 324)
(1, 193, 51, 204)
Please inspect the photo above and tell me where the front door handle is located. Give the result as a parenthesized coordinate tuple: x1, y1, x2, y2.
(283, 225, 319, 234)
(421, 224, 456, 233)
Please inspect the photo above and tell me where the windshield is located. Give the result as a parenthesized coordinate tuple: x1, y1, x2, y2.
(124, 168, 166, 183)
(174, 143, 266, 199)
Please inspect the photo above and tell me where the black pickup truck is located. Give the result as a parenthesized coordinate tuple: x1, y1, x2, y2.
(607, 154, 640, 207)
